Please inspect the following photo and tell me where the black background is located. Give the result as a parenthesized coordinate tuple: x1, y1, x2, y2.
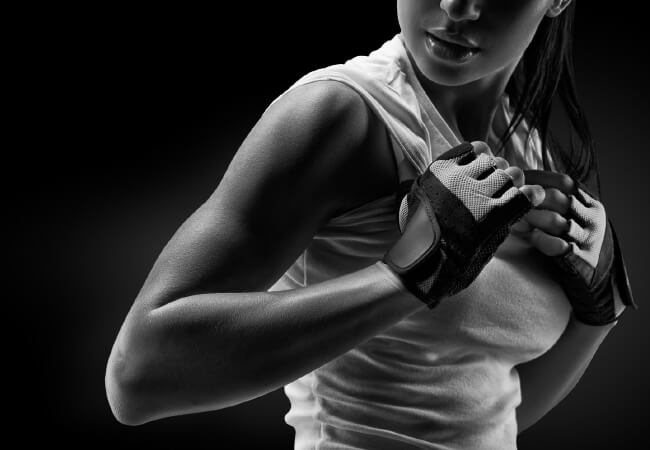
(18, 2, 648, 449)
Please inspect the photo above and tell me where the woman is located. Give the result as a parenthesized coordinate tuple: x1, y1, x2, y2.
(105, 1, 636, 448)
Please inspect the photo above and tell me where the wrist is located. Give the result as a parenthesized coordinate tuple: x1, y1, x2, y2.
(374, 260, 440, 310)
(570, 310, 618, 332)
(373, 260, 408, 292)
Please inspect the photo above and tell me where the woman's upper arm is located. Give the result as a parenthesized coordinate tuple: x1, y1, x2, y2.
(135, 80, 391, 310)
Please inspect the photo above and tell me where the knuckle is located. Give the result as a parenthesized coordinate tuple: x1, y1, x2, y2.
(530, 185, 544, 201)
(561, 192, 572, 207)
(560, 174, 574, 191)
(508, 166, 523, 180)
(552, 212, 566, 228)
(494, 157, 509, 169)
(549, 188, 562, 203)
(471, 140, 490, 152)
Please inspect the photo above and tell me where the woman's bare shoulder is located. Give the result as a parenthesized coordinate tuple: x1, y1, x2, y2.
(135, 78, 398, 307)
(250, 79, 398, 217)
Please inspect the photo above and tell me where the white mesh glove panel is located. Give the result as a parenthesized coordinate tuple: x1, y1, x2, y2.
(383, 142, 534, 309)
(565, 187, 607, 268)
(551, 182, 638, 325)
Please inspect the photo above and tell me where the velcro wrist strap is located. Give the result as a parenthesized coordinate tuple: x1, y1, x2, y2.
(383, 192, 444, 308)
(557, 218, 637, 326)
(609, 219, 637, 310)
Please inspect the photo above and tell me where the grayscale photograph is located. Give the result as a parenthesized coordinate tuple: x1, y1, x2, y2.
(22, 1, 648, 449)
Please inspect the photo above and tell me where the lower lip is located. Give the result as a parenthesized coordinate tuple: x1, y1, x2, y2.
(425, 33, 479, 64)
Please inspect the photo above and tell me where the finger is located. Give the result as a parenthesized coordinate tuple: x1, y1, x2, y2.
(466, 153, 497, 179)
(522, 170, 575, 197)
(484, 166, 521, 192)
(470, 140, 494, 157)
(504, 166, 523, 187)
(537, 187, 571, 215)
(485, 169, 515, 197)
(529, 228, 570, 256)
(476, 156, 510, 181)
(493, 157, 509, 170)
(511, 219, 532, 233)
(519, 185, 545, 207)
(523, 209, 569, 236)
(445, 141, 481, 167)
(565, 217, 591, 245)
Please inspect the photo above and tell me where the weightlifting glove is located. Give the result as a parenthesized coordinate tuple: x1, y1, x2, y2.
(382, 141, 534, 309)
(549, 180, 638, 326)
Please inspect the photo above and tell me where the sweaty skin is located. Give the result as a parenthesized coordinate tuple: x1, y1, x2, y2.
(104, 0, 568, 426)
(396, 0, 569, 143)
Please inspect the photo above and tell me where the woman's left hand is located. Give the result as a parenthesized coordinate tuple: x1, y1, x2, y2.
(512, 170, 626, 326)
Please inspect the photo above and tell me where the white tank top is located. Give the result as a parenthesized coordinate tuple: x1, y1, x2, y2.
(267, 33, 571, 450)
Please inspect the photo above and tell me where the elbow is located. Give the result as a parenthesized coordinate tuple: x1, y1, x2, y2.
(105, 376, 149, 426)
(105, 341, 156, 427)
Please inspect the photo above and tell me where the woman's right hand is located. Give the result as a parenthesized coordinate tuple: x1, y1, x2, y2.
(382, 141, 546, 309)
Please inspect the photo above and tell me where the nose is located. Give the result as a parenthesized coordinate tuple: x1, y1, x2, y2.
(439, 0, 481, 22)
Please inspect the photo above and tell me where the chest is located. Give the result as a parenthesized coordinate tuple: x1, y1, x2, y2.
(324, 111, 572, 364)
(390, 230, 572, 365)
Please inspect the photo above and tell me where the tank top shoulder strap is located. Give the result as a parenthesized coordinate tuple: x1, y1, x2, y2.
(262, 34, 439, 188)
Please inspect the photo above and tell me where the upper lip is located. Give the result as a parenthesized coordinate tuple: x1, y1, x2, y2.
(426, 30, 480, 49)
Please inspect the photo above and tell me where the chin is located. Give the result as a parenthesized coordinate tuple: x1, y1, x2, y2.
(416, 56, 482, 87)
(407, 40, 482, 87)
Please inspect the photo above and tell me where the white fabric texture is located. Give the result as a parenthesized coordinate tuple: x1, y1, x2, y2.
(267, 33, 572, 450)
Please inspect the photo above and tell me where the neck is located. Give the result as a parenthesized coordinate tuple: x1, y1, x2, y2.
(406, 50, 518, 144)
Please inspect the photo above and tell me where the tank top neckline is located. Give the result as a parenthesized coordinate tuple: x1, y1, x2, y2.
(395, 33, 464, 151)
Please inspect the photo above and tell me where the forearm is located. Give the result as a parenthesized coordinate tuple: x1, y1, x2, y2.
(106, 261, 423, 426)
(515, 311, 617, 434)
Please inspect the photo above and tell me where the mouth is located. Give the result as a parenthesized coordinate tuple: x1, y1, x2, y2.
(424, 31, 480, 63)
(425, 31, 480, 52)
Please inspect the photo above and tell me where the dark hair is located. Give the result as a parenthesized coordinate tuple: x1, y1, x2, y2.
(496, 2, 601, 196)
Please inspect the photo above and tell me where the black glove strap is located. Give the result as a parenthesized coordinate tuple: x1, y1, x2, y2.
(609, 219, 637, 310)
(557, 218, 637, 326)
